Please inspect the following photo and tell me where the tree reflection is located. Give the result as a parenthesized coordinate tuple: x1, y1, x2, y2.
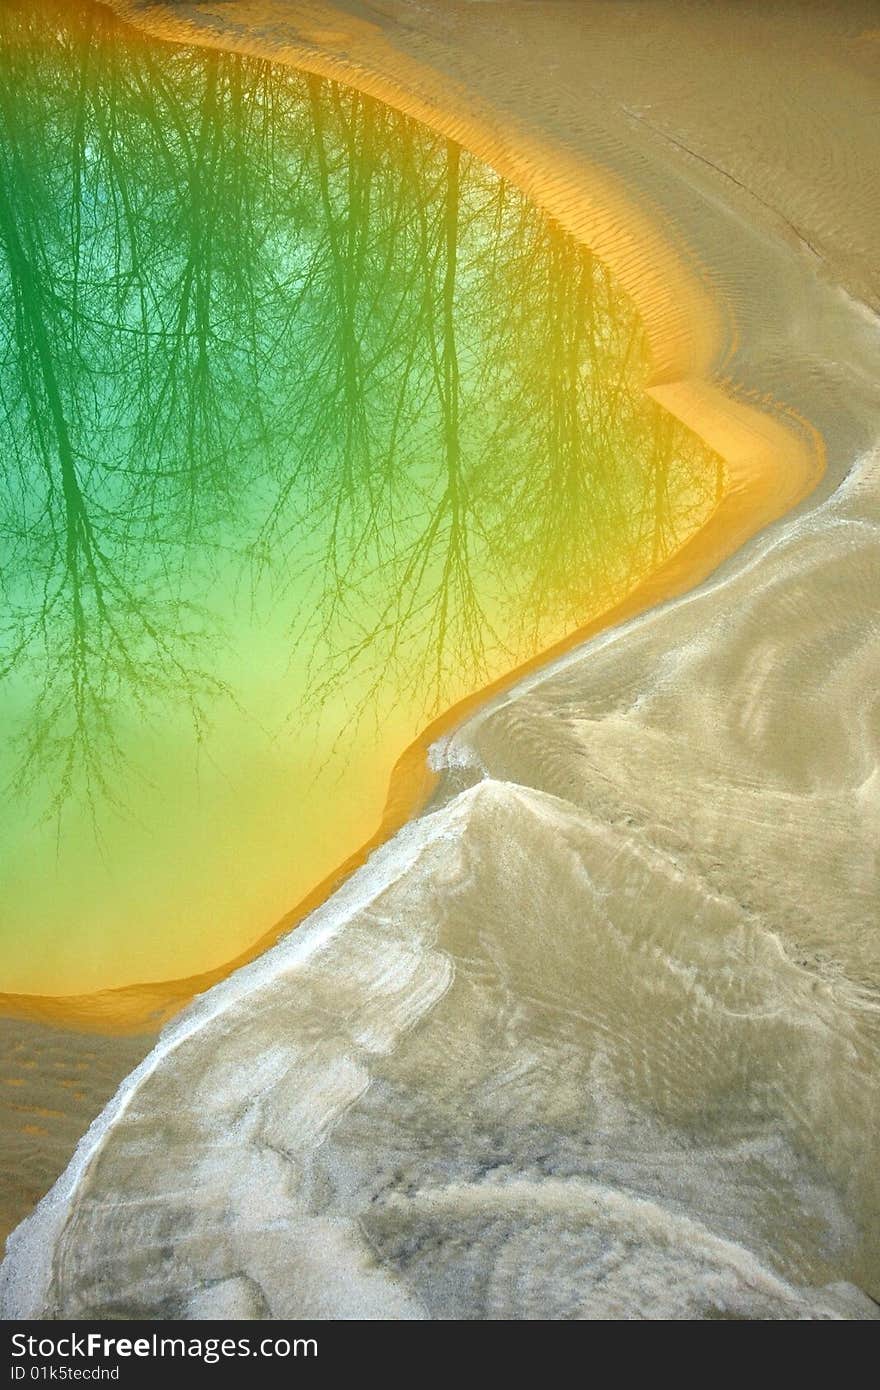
(0, 0, 721, 825)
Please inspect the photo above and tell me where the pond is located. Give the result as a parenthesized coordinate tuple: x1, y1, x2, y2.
(0, 0, 722, 1003)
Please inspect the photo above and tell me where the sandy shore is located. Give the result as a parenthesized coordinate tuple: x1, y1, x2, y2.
(2, 0, 879, 1317)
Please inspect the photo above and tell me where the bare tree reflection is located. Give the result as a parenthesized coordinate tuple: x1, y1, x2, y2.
(0, 0, 721, 825)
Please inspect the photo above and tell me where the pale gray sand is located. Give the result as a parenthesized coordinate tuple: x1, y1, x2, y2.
(3, 777, 878, 1318)
(3, 0, 879, 1319)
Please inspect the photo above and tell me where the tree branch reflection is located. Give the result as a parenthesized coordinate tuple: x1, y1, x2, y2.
(0, 0, 721, 832)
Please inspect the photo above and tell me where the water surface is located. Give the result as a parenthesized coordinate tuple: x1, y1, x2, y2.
(0, 0, 722, 997)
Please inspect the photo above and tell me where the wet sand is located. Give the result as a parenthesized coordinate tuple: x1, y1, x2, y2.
(2, 0, 879, 1317)
(0, 1021, 151, 1245)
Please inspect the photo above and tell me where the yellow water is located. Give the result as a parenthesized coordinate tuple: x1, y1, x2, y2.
(0, 0, 722, 1001)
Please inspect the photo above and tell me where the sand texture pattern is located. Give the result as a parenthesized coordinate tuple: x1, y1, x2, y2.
(2, 0, 879, 1318)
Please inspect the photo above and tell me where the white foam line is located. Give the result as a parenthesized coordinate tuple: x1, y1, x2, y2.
(0, 787, 478, 1315)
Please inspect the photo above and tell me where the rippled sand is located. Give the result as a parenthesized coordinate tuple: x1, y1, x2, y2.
(3, 0, 879, 1318)
(0, 1022, 150, 1246)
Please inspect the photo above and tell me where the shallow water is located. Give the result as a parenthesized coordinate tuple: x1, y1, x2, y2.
(0, 0, 720, 999)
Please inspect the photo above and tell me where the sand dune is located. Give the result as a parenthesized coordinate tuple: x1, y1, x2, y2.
(3, 0, 879, 1317)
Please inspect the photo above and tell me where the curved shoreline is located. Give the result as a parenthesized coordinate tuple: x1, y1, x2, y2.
(0, 0, 824, 1031)
(3, 0, 879, 1319)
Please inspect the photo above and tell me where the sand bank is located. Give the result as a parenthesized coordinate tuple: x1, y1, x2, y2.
(2, 0, 879, 1316)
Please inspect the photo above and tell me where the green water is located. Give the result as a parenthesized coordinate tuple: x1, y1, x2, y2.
(0, 0, 721, 996)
